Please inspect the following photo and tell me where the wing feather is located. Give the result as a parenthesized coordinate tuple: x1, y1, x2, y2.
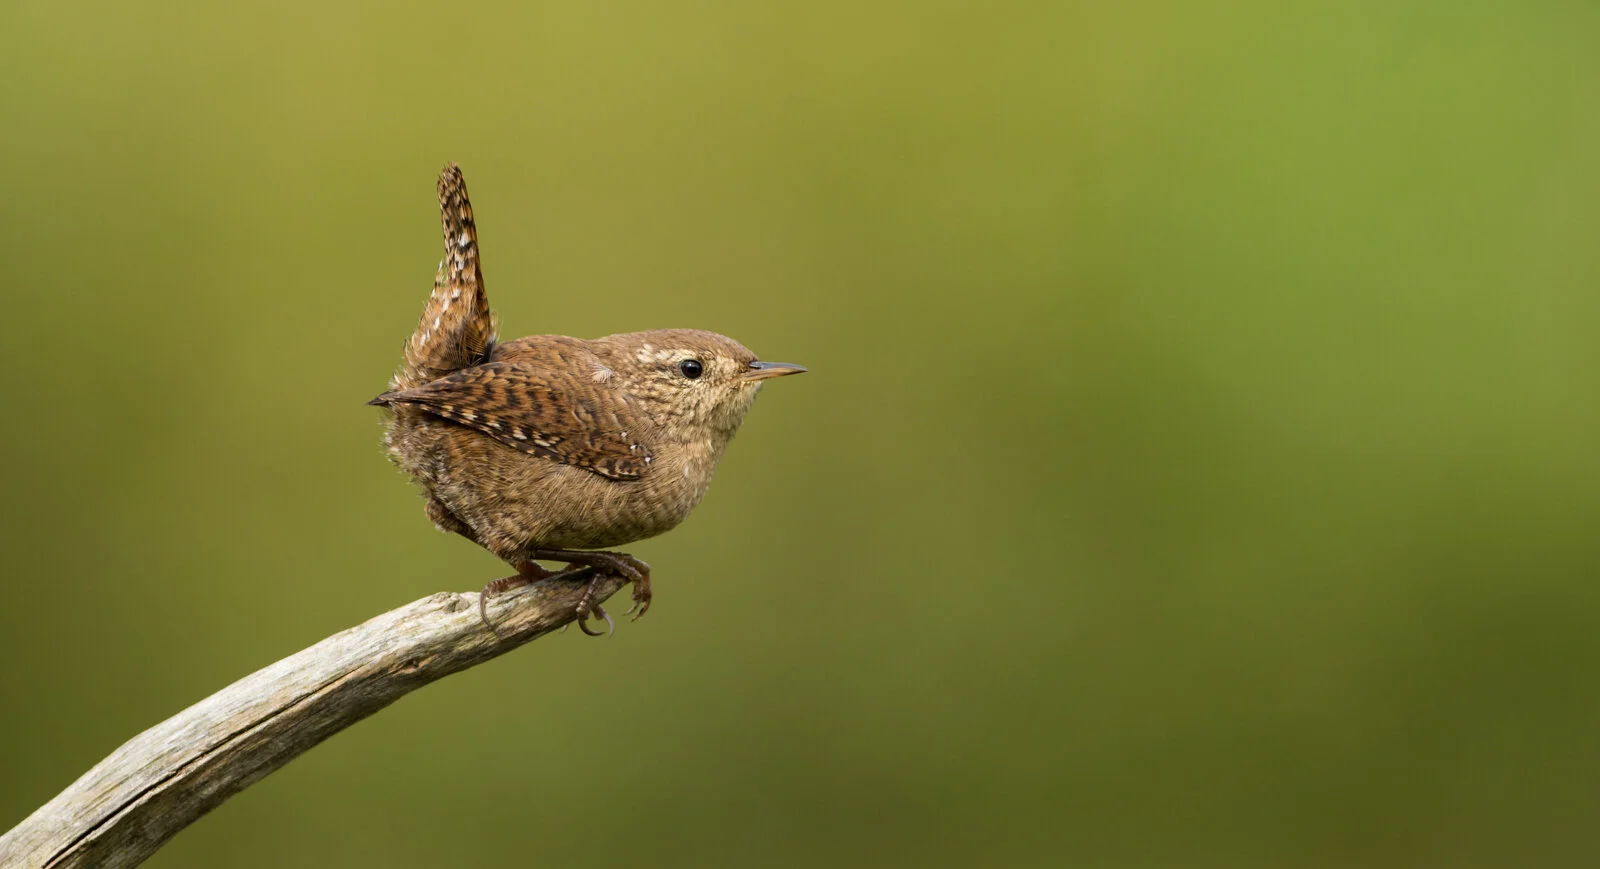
(370, 362, 653, 481)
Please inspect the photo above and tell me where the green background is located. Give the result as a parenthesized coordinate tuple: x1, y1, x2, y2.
(4, 2, 1599, 867)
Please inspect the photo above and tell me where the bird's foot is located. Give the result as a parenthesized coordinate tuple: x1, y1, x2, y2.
(530, 548, 654, 622)
(573, 574, 615, 638)
(585, 552, 651, 620)
(622, 561, 653, 620)
(478, 561, 554, 637)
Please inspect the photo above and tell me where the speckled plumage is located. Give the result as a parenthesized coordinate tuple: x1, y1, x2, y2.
(370, 164, 804, 630)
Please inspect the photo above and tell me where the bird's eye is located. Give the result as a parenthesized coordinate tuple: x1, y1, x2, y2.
(678, 359, 704, 380)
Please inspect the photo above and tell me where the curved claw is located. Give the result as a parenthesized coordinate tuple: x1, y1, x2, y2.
(480, 575, 531, 639)
(624, 572, 653, 620)
(575, 603, 613, 637)
(480, 595, 497, 634)
(573, 570, 611, 637)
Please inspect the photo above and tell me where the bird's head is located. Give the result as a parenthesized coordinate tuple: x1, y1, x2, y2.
(594, 328, 805, 442)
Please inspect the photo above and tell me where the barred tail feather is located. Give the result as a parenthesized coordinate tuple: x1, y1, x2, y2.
(395, 163, 498, 390)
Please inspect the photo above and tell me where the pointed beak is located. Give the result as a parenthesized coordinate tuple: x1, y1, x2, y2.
(743, 360, 808, 382)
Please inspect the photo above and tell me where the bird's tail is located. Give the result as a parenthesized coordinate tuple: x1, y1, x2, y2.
(395, 163, 498, 390)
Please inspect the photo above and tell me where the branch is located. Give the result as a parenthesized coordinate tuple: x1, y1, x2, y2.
(0, 569, 627, 869)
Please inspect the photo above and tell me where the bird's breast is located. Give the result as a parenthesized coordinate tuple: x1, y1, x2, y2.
(624, 439, 723, 533)
(503, 440, 720, 551)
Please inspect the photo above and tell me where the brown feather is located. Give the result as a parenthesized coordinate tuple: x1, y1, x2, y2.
(396, 163, 497, 390)
(373, 361, 654, 481)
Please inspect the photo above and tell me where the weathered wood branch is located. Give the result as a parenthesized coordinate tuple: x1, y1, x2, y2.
(0, 569, 627, 869)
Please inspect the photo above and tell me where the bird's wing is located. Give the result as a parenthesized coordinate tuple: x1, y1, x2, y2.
(369, 362, 653, 481)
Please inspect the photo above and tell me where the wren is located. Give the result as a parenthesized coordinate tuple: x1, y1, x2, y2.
(370, 164, 805, 635)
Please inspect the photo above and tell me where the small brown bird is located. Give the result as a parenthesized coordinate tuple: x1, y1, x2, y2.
(370, 164, 805, 635)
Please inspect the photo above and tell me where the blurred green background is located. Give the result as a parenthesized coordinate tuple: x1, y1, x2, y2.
(3, 2, 1599, 867)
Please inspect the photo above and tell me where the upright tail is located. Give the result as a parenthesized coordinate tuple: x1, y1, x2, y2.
(395, 163, 498, 390)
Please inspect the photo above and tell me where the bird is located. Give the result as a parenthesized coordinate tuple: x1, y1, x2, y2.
(369, 164, 805, 636)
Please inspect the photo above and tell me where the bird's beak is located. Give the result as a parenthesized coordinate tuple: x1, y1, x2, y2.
(743, 361, 808, 382)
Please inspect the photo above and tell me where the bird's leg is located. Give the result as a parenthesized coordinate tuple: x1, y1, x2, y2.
(428, 502, 546, 637)
(529, 548, 654, 621)
(478, 560, 554, 636)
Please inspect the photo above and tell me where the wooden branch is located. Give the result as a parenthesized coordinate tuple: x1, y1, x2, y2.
(0, 569, 627, 869)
